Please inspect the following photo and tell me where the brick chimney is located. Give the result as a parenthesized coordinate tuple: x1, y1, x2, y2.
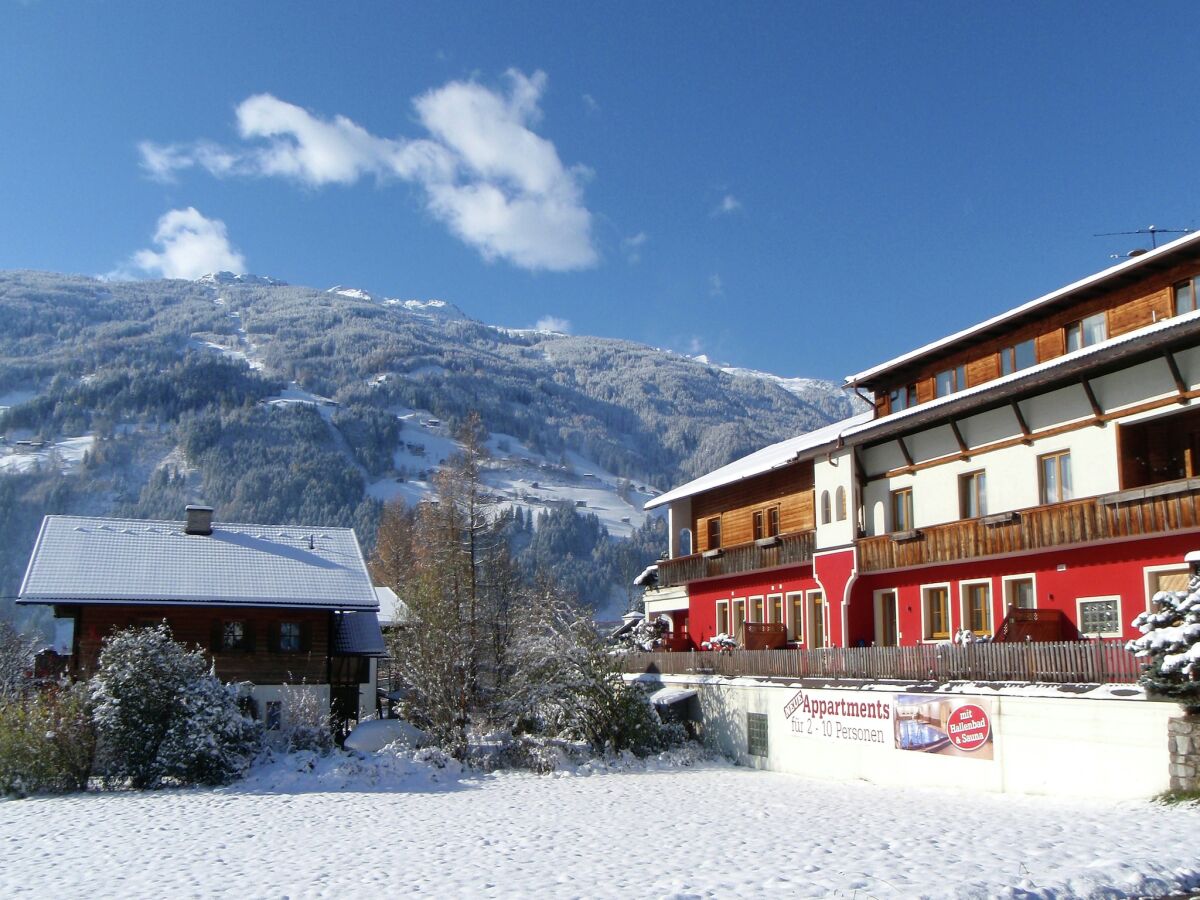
(184, 505, 214, 536)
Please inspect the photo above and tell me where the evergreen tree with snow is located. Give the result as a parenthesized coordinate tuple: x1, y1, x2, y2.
(1128, 575, 1200, 710)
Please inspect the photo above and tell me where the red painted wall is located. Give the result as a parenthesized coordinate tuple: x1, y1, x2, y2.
(848, 532, 1199, 645)
(814, 548, 856, 647)
(685, 565, 820, 648)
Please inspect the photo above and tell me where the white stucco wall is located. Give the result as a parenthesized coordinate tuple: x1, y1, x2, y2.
(814, 448, 856, 549)
(642, 675, 1177, 800)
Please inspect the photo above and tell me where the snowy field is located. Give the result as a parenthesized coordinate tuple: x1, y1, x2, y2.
(2, 751, 1198, 899)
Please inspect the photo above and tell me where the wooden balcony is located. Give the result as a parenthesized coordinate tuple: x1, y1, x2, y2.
(656, 531, 815, 588)
(858, 477, 1200, 574)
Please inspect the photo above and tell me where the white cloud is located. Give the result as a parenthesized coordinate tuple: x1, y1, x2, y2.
(128, 207, 246, 280)
(534, 315, 572, 334)
(138, 70, 596, 272)
(709, 273, 723, 296)
(621, 231, 648, 264)
(712, 194, 742, 216)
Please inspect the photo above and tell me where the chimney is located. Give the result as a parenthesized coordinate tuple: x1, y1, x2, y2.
(185, 505, 214, 536)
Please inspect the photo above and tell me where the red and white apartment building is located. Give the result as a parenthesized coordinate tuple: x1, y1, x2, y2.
(643, 231, 1200, 649)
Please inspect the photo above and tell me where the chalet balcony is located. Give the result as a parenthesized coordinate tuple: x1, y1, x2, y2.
(858, 476, 1200, 573)
(656, 531, 815, 588)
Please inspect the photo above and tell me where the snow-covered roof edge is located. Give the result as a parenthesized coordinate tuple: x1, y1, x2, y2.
(844, 228, 1200, 387)
(645, 410, 873, 510)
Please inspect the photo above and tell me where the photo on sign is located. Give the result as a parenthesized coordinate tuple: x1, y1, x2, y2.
(893, 694, 994, 760)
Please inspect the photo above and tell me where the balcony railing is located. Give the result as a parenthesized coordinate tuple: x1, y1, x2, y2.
(656, 531, 815, 588)
(619, 639, 1142, 685)
(858, 477, 1200, 574)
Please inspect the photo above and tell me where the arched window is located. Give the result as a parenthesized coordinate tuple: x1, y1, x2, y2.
(835, 486, 847, 521)
(679, 528, 692, 556)
(820, 490, 831, 525)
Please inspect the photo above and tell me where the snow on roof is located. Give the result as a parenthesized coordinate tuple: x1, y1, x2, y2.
(633, 564, 658, 586)
(648, 687, 697, 705)
(645, 410, 874, 509)
(18, 515, 378, 610)
(375, 586, 411, 627)
(844, 228, 1200, 387)
(331, 611, 387, 656)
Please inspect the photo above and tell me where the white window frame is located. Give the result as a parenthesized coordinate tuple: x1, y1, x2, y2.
(872, 587, 900, 646)
(766, 593, 783, 625)
(1002, 573, 1037, 611)
(1142, 564, 1190, 614)
(786, 591, 804, 642)
(806, 589, 826, 648)
(748, 595, 765, 624)
(715, 600, 730, 637)
(731, 598, 746, 643)
(920, 582, 952, 642)
(1075, 595, 1123, 638)
(958, 578, 994, 637)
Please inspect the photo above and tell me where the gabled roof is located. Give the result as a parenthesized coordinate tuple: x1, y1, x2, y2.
(18, 515, 378, 610)
(645, 410, 873, 509)
(331, 611, 387, 656)
(844, 228, 1200, 389)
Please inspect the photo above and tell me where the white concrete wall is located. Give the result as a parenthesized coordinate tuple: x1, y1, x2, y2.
(644, 675, 1176, 799)
(814, 448, 856, 549)
(247, 683, 331, 728)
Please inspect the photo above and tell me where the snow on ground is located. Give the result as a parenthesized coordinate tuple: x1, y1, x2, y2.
(2, 750, 1198, 899)
(0, 435, 93, 473)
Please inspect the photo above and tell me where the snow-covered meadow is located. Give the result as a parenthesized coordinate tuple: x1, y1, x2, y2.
(3, 749, 1198, 899)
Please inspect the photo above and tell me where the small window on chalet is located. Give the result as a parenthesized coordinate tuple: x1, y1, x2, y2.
(1039, 451, 1072, 504)
(279, 622, 302, 652)
(1065, 313, 1107, 352)
(959, 470, 987, 519)
(835, 487, 847, 521)
(767, 506, 780, 536)
(922, 586, 950, 641)
(820, 491, 832, 525)
(890, 488, 914, 532)
(707, 517, 722, 550)
(935, 364, 967, 398)
(1000, 339, 1036, 376)
(889, 384, 917, 413)
(1175, 277, 1200, 316)
(752, 510, 765, 540)
(219, 620, 253, 653)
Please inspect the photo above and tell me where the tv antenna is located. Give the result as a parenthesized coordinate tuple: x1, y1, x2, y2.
(1095, 224, 1191, 258)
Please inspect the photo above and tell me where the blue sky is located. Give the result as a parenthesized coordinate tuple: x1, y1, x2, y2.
(3, 2, 1199, 381)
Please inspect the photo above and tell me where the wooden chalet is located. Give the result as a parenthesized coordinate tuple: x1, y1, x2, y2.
(645, 230, 1200, 650)
(18, 505, 385, 731)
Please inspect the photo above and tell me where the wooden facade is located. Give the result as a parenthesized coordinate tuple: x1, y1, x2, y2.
(61, 604, 331, 683)
(873, 257, 1200, 416)
(693, 461, 814, 552)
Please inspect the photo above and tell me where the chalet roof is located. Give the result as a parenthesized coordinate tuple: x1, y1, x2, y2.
(374, 586, 411, 627)
(331, 611, 387, 656)
(844, 228, 1200, 389)
(18, 515, 378, 610)
(644, 410, 874, 510)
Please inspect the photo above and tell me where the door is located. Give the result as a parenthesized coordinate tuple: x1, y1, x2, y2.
(877, 590, 898, 646)
(808, 591, 825, 648)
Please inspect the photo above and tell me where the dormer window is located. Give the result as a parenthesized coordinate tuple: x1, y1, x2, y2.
(889, 384, 917, 412)
(935, 364, 967, 398)
(1175, 277, 1200, 316)
(1000, 339, 1036, 375)
(1065, 313, 1107, 352)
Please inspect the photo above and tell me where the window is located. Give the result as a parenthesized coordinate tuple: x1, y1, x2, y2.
(922, 586, 950, 640)
(889, 383, 917, 412)
(220, 620, 251, 652)
(747, 713, 769, 757)
(265, 700, 282, 731)
(753, 506, 782, 539)
(891, 487, 914, 532)
(1145, 566, 1190, 612)
(716, 600, 730, 637)
(768, 593, 783, 624)
(1039, 451, 1072, 504)
(706, 517, 721, 550)
(875, 589, 898, 646)
(1000, 339, 1036, 376)
(279, 622, 302, 652)
(767, 506, 780, 536)
(807, 591, 825, 648)
(787, 592, 803, 641)
(835, 486, 847, 521)
(959, 471, 987, 519)
(1077, 596, 1122, 637)
(750, 596, 764, 623)
(752, 510, 765, 540)
(1175, 276, 1200, 316)
(1004, 575, 1036, 610)
(820, 491, 832, 525)
(935, 364, 967, 397)
(732, 599, 746, 643)
(1065, 313, 1107, 352)
(961, 581, 992, 636)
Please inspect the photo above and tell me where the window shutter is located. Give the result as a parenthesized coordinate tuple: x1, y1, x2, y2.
(300, 622, 313, 653)
(243, 621, 256, 653)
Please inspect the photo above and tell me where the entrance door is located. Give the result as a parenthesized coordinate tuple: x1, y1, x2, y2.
(808, 591, 825, 648)
(877, 590, 898, 646)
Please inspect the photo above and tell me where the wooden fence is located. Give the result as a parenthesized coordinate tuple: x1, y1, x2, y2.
(618, 639, 1143, 685)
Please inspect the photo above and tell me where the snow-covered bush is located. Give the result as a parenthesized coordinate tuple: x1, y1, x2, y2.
(280, 686, 334, 754)
(701, 633, 736, 652)
(1128, 577, 1200, 710)
(620, 615, 670, 651)
(90, 624, 262, 788)
(0, 681, 94, 796)
(0, 621, 38, 701)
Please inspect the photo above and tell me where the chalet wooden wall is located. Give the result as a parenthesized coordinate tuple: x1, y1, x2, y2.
(66, 605, 330, 683)
(693, 462, 815, 551)
(876, 258, 1199, 414)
